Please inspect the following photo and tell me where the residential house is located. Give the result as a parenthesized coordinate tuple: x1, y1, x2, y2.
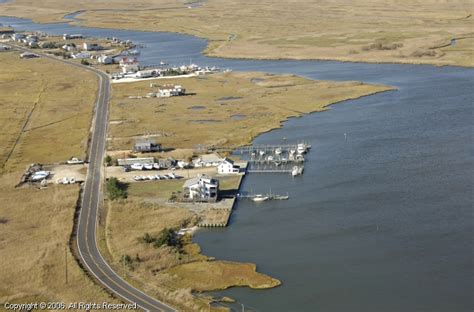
(120, 57, 140, 73)
(98, 54, 113, 64)
(62, 43, 76, 52)
(192, 153, 222, 167)
(135, 69, 160, 78)
(217, 158, 240, 174)
(82, 42, 102, 51)
(157, 84, 186, 97)
(63, 34, 84, 40)
(183, 175, 219, 202)
(133, 140, 161, 153)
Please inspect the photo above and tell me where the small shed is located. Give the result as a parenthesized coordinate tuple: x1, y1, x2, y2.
(133, 140, 161, 153)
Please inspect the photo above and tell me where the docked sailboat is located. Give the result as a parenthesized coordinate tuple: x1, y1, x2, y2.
(291, 166, 304, 176)
(252, 194, 269, 202)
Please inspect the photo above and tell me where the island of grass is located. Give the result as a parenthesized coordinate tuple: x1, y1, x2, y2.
(108, 71, 394, 151)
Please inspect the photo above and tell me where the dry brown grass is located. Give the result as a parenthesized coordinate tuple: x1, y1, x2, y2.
(1, 0, 472, 66)
(0, 172, 116, 306)
(0, 51, 97, 173)
(0, 50, 123, 308)
(104, 200, 280, 311)
(108, 71, 392, 150)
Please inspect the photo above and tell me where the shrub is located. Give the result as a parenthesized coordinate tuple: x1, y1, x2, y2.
(106, 177, 127, 200)
(104, 155, 112, 166)
(138, 229, 180, 248)
(120, 254, 134, 270)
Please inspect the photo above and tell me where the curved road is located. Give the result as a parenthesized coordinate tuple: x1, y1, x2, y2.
(9, 44, 175, 312)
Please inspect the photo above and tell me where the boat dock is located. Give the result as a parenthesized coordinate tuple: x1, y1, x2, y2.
(210, 142, 311, 154)
(238, 192, 289, 201)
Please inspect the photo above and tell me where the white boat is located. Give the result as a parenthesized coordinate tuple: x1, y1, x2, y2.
(292, 166, 303, 177)
(252, 194, 269, 202)
(147, 175, 155, 180)
(131, 163, 144, 170)
(267, 155, 274, 161)
(31, 171, 49, 181)
(153, 163, 160, 170)
(69, 177, 76, 184)
(259, 150, 265, 156)
(168, 172, 177, 179)
(144, 163, 154, 170)
(275, 147, 282, 155)
(133, 176, 142, 181)
(67, 157, 84, 165)
(289, 149, 296, 155)
(297, 143, 306, 154)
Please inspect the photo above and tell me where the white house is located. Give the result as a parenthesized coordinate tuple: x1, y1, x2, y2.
(183, 175, 219, 202)
(98, 54, 113, 64)
(192, 153, 222, 168)
(217, 158, 240, 174)
(62, 44, 76, 52)
(63, 33, 83, 40)
(120, 57, 140, 73)
(82, 42, 102, 51)
(135, 69, 159, 78)
(157, 84, 185, 97)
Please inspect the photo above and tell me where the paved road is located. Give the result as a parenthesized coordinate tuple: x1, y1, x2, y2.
(7, 45, 175, 312)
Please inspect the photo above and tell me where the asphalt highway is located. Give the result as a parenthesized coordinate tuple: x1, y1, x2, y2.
(7, 44, 176, 312)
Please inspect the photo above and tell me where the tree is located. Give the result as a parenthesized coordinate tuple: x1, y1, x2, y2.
(106, 177, 126, 200)
(104, 155, 112, 166)
(153, 228, 178, 248)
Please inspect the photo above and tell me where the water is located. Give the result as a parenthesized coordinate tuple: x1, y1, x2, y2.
(1, 15, 472, 312)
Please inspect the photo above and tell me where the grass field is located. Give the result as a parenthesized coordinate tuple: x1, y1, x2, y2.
(0, 173, 118, 307)
(1, 0, 472, 66)
(108, 71, 393, 150)
(104, 199, 280, 311)
(0, 51, 97, 173)
(0, 51, 119, 307)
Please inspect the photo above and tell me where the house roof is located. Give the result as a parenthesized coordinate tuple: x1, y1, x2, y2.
(183, 177, 200, 188)
(183, 175, 218, 188)
(198, 153, 222, 163)
(221, 157, 234, 165)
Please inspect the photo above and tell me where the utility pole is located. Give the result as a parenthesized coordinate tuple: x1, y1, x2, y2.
(64, 245, 68, 284)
